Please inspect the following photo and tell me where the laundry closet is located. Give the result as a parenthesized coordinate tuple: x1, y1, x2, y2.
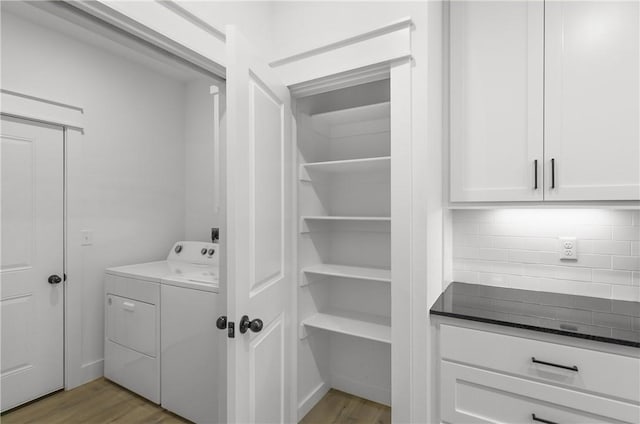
(0, 1, 224, 415)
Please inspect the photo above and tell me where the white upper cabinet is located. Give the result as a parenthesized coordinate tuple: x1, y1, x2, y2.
(544, 1, 640, 201)
(450, 0, 639, 202)
(450, 1, 544, 202)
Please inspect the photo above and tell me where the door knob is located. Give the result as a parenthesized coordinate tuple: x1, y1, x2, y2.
(48, 274, 62, 284)
(239, 315, 263, 334)
(216, 316, 227, 330)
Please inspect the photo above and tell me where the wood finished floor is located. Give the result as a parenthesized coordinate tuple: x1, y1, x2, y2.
(299, 389, 391, 424)
(1, 378, 188, 424)
(1, 379, 390, 424)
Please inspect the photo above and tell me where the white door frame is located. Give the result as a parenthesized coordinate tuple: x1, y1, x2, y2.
(1, 89, 84, 391)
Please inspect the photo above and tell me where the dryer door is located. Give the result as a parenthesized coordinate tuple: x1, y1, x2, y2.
(106, 294, 157, 357)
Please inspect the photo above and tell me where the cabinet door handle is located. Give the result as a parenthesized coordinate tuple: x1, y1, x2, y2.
(531, 357, 578, 372)
(551, 158, 556, 189)
(534, 159, 539, 190)
(532, 413, 559, 424)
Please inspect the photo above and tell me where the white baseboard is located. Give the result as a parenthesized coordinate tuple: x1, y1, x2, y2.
(78, 359, 103, 387)
(297, 381, 330, 421)
(331, 374, 391, 406)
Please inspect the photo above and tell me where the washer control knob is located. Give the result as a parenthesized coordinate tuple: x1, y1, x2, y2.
(174, 244, 183, 254)
(208, 248, 215, 256)
(201, 248, 208, 255)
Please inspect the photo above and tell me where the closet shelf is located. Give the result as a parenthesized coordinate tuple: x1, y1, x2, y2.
(303, 264, 391, 283)
(311, 102, 390, 127)
(302, 311, 391, 344)
(300, 157, 390, 180)
(301, 216, 390, 222)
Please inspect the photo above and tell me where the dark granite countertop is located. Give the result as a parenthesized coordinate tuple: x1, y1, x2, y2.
(430, 282, 640, 348)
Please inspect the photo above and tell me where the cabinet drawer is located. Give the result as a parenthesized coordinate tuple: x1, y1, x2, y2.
(441, 361, 640, 424)
(441, 324, 640, 403)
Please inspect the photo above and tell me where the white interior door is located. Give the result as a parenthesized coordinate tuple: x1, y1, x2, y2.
(224, 26, 294, 424)
(1, 116, 64, 411)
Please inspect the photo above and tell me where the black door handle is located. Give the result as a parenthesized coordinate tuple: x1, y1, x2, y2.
(216, 316, 227, 330)
(48, 274, 62, 284)
(239, 315, 263, 334)
(532, 413, 559, 424)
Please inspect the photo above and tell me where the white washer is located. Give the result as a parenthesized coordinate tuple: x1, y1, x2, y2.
(104, 241, 218, 405)
(160, 258, 222, 424)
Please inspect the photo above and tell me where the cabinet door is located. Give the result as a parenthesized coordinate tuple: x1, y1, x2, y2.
(450, 1, 544, 202)
(545, 1, 640, 201)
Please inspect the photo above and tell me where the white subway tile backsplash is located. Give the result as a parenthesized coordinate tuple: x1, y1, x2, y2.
(477, 248, 509, 261)
(508, 250, 543, 264)
(452, 209, 640, 301)
(541, 253, 612, 269)
(592, 269, 633, 285)
(607, 210, 635, 226)
(574, 225, 612, 240)
(552, 266, 592, 282)
(452, 270, 478, 283)
(612, 285, 640, 301)
(590, 240, 631, 255)
(612, 226, 640, 241)
(612, 256, 640, 271)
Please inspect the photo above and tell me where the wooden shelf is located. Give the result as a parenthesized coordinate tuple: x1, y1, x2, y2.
(303, 264, 391, 283)
(302, 311, 391, 344)
(300, 156, 390, 181)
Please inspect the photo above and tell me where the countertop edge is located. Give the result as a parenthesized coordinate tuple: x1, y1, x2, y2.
(430, 309, 640, 348)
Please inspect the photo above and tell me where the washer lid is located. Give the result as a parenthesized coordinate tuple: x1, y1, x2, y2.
(161, 269, 219, 293)
(104, 261, 174, 283)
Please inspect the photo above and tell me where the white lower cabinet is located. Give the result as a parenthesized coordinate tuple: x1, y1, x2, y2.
(437, 324, 640, 424)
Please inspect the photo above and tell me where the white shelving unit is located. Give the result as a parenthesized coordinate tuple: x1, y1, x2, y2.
(302, 264, 391, 283)
(301, 215, 391, 222)
(300, 156, 391, 181)
(296, 80, 392, 411)
(302, 311, 391, 344)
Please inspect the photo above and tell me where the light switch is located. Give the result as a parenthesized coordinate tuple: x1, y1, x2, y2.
(559, 236, 577, 260)
(81, 230, 93, 246)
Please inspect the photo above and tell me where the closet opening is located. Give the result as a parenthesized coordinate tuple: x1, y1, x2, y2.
(294, 78, 392, 418)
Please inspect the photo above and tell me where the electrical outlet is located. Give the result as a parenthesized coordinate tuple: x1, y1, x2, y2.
(559, 236, 577, 260)
(81, 230, 93, 246)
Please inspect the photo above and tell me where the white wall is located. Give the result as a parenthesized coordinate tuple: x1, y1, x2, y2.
(452, 209, 640, 301)
(184, 79, 220, 241)
(181, 1, 275, 61)
(1, 10, 187, 387)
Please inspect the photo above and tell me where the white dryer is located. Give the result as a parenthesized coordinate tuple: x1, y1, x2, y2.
(104, 241, 219, 405)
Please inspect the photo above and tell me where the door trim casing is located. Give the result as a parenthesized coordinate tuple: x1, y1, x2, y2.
(1, 89, 85, 391)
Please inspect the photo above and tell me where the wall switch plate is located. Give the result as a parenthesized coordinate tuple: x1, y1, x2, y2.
(81, 230, 93, 246)
(559, 236, 577, 260)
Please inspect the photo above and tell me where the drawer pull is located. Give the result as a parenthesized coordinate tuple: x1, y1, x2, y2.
(531, 357, 578, 372)
(532, 413, 559, 424)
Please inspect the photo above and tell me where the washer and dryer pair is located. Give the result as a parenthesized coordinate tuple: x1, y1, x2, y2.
(104, 241, 223, 424)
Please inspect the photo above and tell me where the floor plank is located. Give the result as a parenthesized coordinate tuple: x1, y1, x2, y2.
(2, 379, 389, 424)
(1, 378, 189, 424)
(299, 389, 391, 424)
